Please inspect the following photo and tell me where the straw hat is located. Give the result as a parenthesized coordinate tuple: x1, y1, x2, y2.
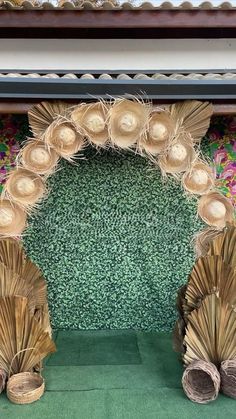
(0, 200, 27, 237)
(182, 161, 214, 195)
(109, 99, 150, 148)
(21, 140, 59, 175)
(198, 191, 234, 228)
(44, 119, 84, 160)
(139, 111, 175, 155)
(4, 168, 45, 209)
(28, 101, 70, 138)
(159, 135, 196, 175)
(71, 102, 109, 146)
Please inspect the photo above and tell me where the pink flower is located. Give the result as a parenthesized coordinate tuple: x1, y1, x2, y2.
(214, 149, 228, 165)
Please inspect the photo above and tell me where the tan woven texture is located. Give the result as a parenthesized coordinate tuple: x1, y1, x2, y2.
(220, 359, 236, 399)
(7, 372, 45, 405)
(182, 360, 220, 404)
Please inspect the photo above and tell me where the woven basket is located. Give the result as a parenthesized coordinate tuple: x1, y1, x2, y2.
(220, 359, 236, 399)
(182, 360, 220, 404)
(7, 372, 45, 405)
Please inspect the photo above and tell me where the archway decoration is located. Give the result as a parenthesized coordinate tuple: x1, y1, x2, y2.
(0, 99, 235, 240)
(0, 98, 236, 405)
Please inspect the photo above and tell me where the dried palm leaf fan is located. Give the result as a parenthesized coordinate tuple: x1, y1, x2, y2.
(139, 110, 175, 155)
(4, 168, 46, 211)
(109, 99, 150, 149)
(0, 296, 56, 375)
(170, 100, 213, 142)
(184, 294, 236, 367)
(0, 238, 49, 330)
(0, 262, 35, 306)
(185, 255, 236, 315)
(198, 191, 234, 228)
(34, 304, 52, 338)
(44, 118, 84, 160)
(182, 160, 214, 195)
(0, 238, 25, 275)
(193, 227, 223, 258)
(21, 140, 59, 176)
(158, 134, 196, 175)
(0, 199, 27, 237)
(207, 223, 236, 270)
(28, 101, 70, 137)
(71, 102, 109, 146)
(182, 360, 220, 404)
(220, 359, 236, 399)
(0, 238, 47, 310)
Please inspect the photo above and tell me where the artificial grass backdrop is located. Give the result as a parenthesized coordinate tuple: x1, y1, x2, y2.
(23, 146, 204, 331)
(4, 115, 208, 331)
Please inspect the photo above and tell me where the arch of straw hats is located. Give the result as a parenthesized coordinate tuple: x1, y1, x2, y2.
(0, 98, 235, 244)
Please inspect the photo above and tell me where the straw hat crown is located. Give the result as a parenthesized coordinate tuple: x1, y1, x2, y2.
(183, 161, 214, 195)
(109, 99, 150, 149)
(0, 200, 27, 237)
(44, 119, 84, 159)
(4, 168, 45, 209)
(71, 102, 109, 146)
(21, 140, 59, 175)
(139, 111, 175, 155)
(159, 135, 196, 175)
(198, 191, 234, 228)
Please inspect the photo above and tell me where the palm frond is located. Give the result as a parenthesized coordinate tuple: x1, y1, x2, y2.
(184, 294, 236, 367)
(0, 296, 56, 375)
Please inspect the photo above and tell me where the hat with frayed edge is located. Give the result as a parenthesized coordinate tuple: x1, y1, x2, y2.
(159, 135, 196, 175)
(44, 119, 84, 160)
(71, 102, 109, 146)
(4, 168, 46, 209)
(21, 140, 59, 176)
(0, 199, 27, 237)
(139, 110, 175, 155)
(109, 99, 150, 149)
(182, 161, 214, 195)
(198, 191, 234, 228)
(28, 101, 70, 138)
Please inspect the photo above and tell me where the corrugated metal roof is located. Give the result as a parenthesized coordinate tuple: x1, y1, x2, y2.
(1, 72, 236, 79)
(0, 1, 236, 10)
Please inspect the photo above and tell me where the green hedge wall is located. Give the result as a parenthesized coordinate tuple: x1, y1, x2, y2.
(22, 144, 206, 331)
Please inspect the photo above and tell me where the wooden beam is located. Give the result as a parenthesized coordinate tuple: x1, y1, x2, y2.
(0, 102, 236, 115)
(0, 10, 236, 39)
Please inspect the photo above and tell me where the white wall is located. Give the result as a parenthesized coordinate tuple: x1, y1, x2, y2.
(0, 39, 235, 71)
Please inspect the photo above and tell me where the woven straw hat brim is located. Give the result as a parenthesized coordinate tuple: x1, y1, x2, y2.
(28, 101, 70, 138)
(109, 99, 150, 148)
(21, 140, 59, 175)
(159, 135, 196, 174)
(198, 192, 234, 228)
(44, 120, 84, 158)
(71, 102, 109, 146)
(182, 161, 214, 195)
(4, 168, 46, 208)
(139, 138, 168, 155)
(0, 200, 27, 237)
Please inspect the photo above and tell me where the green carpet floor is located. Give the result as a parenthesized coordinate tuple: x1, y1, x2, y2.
(1, 331, 235, 419)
